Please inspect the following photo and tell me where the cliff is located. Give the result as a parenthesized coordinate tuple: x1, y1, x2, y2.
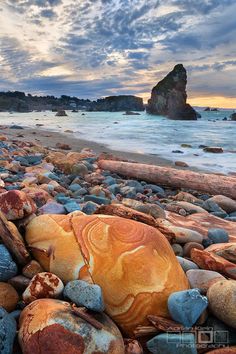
(146, 64, 200, 120)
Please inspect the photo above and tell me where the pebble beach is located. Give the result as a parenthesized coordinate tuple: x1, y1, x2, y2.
(0, 124, 235, 353)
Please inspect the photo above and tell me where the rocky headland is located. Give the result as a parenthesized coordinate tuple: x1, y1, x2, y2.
(87, 95, 144, 112)
(147, 64, 200, 120)
(0, 126, 235, 353)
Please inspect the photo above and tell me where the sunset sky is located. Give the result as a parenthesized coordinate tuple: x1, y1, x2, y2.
(1, 0, 236, 108)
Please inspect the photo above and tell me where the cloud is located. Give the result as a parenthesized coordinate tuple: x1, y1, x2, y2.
(0, 0, 236, 106)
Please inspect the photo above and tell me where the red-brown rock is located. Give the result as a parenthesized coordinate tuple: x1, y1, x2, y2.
(22, 187, 52, 207)
(191, 248, 236, 279)
(23, 272, 64, 304)
(0, 190, 36, 220)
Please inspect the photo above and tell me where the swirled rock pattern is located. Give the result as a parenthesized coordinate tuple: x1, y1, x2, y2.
(25, 212, 189, 335)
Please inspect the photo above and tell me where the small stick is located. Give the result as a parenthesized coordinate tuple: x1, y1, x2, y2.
(71, 304, 103, 330)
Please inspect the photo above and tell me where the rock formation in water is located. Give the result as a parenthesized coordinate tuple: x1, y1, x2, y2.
(87, 95, 144, 112)
(146, 64, 200, 120)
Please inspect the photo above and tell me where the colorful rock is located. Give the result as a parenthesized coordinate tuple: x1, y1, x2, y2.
(18, 299, 125, 354)
(147, 333, 197, 354)
(191, 248, 236, 279)
(0, 190, 36, 220)
(22, 187, 52, 207)
(25, 213, 189, 335)
(0, 282, 19, 312)
(207, 280, 236, 328)
(186, 269, 225, 293)
(23, 272, 64, 304)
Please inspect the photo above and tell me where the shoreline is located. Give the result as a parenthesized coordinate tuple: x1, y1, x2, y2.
(2, 125, 207, 173)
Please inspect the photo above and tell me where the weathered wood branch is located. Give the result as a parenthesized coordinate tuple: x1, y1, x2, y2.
(98, 160, 236, 200)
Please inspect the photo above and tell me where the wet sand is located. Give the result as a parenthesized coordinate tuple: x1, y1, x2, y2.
(2, 126, 206, 172)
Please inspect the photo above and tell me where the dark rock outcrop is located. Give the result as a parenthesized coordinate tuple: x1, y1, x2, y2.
(146, 64, 200, 120)
(87, 95, 144, 112)
(55, 110, 67, 117)
(230, 113, 236, 121)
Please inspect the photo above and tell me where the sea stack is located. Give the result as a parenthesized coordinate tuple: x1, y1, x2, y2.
(147, 64, 199, 120)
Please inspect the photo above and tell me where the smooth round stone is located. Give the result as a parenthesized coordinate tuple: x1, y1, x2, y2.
(135, 203, 166, 219)
(172, 244, 184, 257)
(23, 272, 64, 304)
(183, 242, 204, 258)
(186, 269, 225, 293)
(168, 289, 208, 327)
(147, 333, 197, 354)
(207, 280, 236, 328)
(208, 228, 229, 244)
(0, 306, 17, 354)
(0, 282, 19, 312)
(0, 245, 18, 281)
(64, 280, 105, 312)
(177, 256, 199, 272)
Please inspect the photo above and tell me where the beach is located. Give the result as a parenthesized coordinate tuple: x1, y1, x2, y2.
(0, 126, 235, 352)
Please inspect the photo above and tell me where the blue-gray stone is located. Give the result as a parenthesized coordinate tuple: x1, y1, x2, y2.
(46, 172, 60, 182)
(73, 187, 87, 197)
(145, 184, 165, 197)
(229, 211, 236, 217)
(82, 201, 99, 214)
(108, 184, 120, 195)
(69, 183, 82, 192)
(63, 280, 105, 312)
(225, 216, 236, 222)
(5, 185, 21, 191)
(177, 256, 199, 272)
(84, 195, 111, 205)
(64, 202, 81, 213)
(208, 228, 229, 243)
(104, 176, 117, 186)
(147, 333, 197, 354)
(0, 307, 17, 354)
(55, 195, 71, 204)
(125, 180, 144, 192)
(10, 125, 23, 129)
(202, 238, 213, 248)
(202, 200, 225, 213)
(168, 289, 208, 327)
(24, 155, 42, 165)
(0, 245, 18, 282)
(120, 186, 137, 198)
(210, 211, 228, 218)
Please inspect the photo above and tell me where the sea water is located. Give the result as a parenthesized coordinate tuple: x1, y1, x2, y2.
(0, 109, 235, 174)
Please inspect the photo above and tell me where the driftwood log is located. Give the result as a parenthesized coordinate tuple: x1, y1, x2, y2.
(98, 160, 236, 200)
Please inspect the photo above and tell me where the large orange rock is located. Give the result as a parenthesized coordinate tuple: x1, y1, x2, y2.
(25, 212, 189, 336)
(19, 299, 125, 354)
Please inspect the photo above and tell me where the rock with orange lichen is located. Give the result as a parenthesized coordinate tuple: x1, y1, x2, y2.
(22, 186, 52, 207)
(18, 299, 125, 354)
(191, 248, 236, 279)
(45, 151, 95, 173)
(25, 212, 189, 336)
(23, 272, 64, 304)
(0, 190, 36, 220)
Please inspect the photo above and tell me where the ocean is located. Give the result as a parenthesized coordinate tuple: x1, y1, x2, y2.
(0, 109, 235, 174)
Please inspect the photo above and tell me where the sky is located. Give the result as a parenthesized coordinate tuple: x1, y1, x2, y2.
(0, 0, 236, 108)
